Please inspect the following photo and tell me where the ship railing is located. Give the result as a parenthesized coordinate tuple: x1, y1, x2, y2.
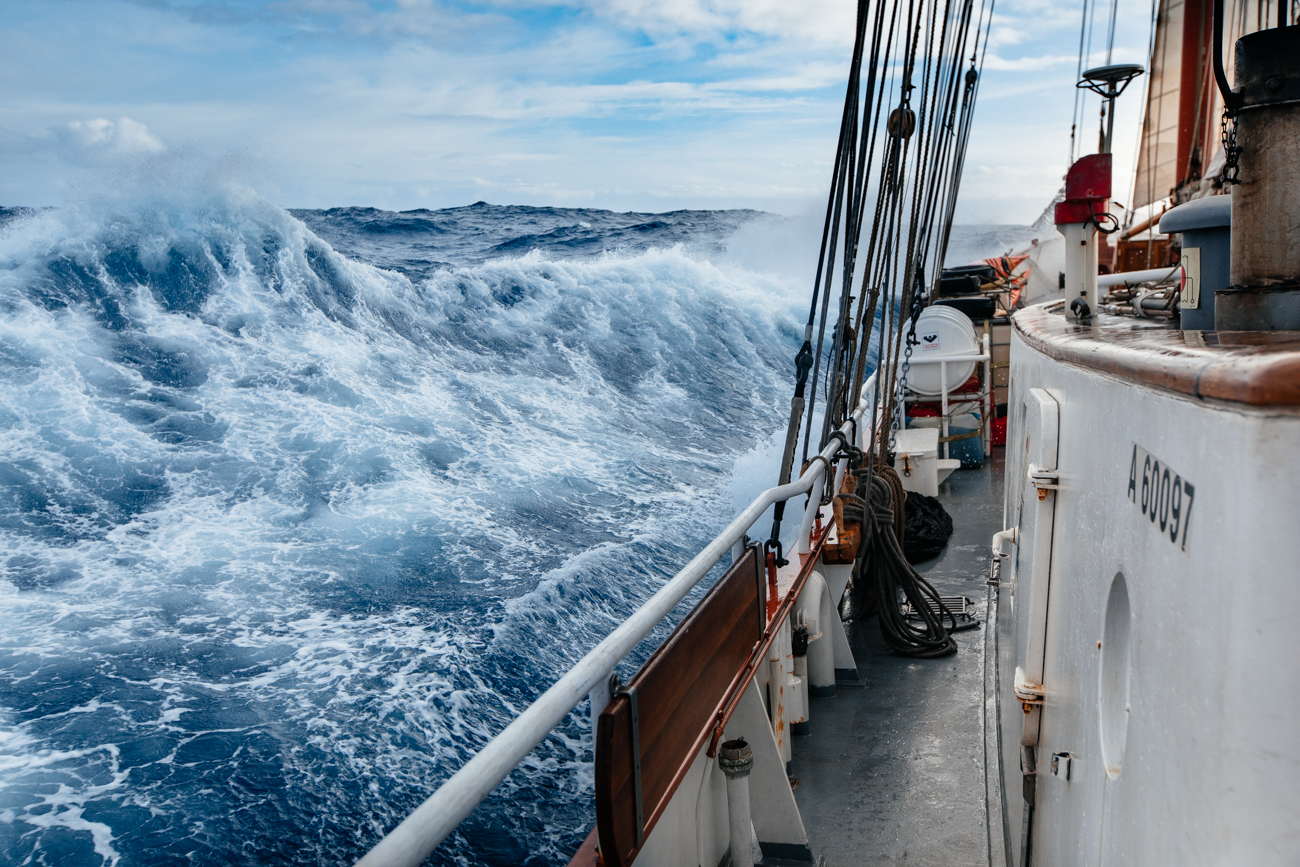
(354, 372, 880, 867)
(900, 333, 993, 460)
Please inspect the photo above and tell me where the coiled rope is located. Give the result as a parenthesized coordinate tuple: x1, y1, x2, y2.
(858, 474, 958, 658)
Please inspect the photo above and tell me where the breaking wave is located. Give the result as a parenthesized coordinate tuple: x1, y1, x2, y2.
(0, 187, 803, 866)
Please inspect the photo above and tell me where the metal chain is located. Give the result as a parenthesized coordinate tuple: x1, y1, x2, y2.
(888, 321, 918, 454)
(1220, 109, 1242, 186)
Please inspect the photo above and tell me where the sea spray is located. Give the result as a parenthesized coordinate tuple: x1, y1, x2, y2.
(0, 186, 1032, 865)
(0, 188, 802, 866)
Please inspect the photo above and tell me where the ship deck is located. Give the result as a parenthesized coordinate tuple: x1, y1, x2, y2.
(790, 451, 1006, 867)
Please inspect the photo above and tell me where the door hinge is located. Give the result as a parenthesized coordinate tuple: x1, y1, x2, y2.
(1014, 665, 1045, 710)
(1027, 464, 1059, 500)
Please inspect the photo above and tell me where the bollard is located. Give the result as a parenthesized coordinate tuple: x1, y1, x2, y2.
(718, 738, 755, 867)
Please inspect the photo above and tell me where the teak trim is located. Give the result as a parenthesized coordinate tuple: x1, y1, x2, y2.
(594, 545, 764, 867)
(706, 527, 832, 758)
(1013, 304, 1300, 407)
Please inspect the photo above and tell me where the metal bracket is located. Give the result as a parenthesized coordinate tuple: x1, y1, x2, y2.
(1013, 665, 1045, 710)
(1027, 464, 1059, 500)
(1050, 751, 1073, 782)
(611, 675, 644, 847)
(749, 541, 766, 636)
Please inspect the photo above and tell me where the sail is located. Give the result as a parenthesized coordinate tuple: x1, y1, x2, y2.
(1132, 0, 1184, 210)
(1132, 0, 1277, 210)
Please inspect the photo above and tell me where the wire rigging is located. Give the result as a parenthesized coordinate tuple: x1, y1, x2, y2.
(769, 0, 995, 657)
(1070, 0, 1092, 162)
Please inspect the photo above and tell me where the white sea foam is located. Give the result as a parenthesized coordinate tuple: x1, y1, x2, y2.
(0, 184, 806, 865)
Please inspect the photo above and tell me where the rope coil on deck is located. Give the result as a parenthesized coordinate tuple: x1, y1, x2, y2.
(858, 473, 958, 658)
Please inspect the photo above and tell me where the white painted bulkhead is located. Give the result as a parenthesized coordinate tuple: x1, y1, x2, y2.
(630, 544, 859, 866)
(633, 676, 808, 867)
(1000, 316, 1300, 865)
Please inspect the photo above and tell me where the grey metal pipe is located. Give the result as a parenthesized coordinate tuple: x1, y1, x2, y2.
(354, 376, 878, 867)
(719, 739, 755, 867)
(1096, 266, 1181, 288)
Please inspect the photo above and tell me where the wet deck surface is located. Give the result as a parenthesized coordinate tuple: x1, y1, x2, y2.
(790, 452, 1006, 867)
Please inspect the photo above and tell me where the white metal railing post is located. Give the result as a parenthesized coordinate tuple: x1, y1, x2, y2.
(796, 471, 823, 555)
(939, 361, 949, 460)
(982, 333, 992, 457)
(857, 391, 869, 450)
(730, 536, 746, 566)
(587, 673, 612, 734)
(354, 377, 879, 867)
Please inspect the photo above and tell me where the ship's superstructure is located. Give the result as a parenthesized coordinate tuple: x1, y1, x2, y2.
(993, 4, 1300, 863)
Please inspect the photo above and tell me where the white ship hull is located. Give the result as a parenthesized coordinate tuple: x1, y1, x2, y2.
(997, 305, 1300, 864)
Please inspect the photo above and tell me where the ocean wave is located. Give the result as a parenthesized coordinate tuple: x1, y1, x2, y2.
(291, 202, 764, 279)
(0, 187, 802, 865)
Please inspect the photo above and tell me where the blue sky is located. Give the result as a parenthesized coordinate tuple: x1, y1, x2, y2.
(1, 0, 1156, 223)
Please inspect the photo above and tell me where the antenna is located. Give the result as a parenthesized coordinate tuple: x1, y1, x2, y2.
(1078, 63, 1144, 154)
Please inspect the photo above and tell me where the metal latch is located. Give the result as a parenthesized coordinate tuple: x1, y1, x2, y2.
(1027, 464, 1059, 500)
(1050, 751, 1073, 781)
(1014, 665, 1045, 711)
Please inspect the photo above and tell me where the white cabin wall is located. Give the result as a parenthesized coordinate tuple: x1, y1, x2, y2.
(633, 664, 813, 867)
(1006, 324, 1300, 865)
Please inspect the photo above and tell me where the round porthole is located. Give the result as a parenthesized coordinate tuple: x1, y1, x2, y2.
(1098, 572, 1132, 778)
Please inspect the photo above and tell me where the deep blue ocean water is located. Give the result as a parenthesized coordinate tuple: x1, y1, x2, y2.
(0, 188, 1027, 866)
(0, 191, 812, 867)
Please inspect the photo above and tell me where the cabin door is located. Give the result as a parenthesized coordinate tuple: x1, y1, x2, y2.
(998, 387, 1058, 867)
(1033, 449, 1111, 860)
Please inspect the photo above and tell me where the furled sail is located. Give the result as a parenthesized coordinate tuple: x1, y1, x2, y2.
(1132, 0, 1282, 209)
(1132, 0, 1184, 210)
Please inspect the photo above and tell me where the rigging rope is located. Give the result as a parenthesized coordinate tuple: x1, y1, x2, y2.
(1070, 0, 1092, 163)
(770, 0, 875, 560)
(769, 0, 994, 656)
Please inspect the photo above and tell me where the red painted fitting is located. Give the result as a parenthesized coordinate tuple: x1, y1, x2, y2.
(1054, 153, 1112, 226)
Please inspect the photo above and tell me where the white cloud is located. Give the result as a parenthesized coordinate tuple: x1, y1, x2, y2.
(60, 117, 166, 155)
(0, 0, 1160, 218)
(584, 0, 854, 43)
(981, 53, 1076, 72)
(988, 25, 1032, 49)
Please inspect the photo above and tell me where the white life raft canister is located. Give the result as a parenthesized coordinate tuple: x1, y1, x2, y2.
(901, 305, 979, 396)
